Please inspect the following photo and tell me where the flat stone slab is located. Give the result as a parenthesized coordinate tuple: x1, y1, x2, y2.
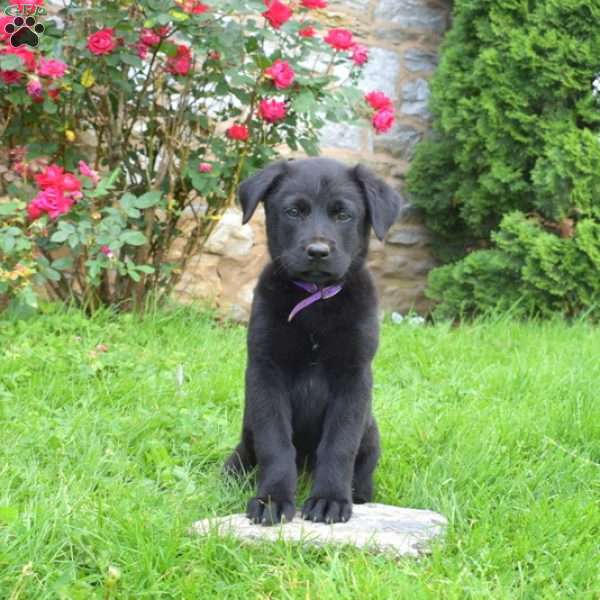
(190, 503, 447, 557)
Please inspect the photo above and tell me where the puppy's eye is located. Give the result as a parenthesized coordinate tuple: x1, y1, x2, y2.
(285, 206, 301, 218)
(335, 210, 353, 222)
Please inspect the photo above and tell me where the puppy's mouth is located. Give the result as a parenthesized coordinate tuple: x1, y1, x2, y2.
(296, 270, 339, 285)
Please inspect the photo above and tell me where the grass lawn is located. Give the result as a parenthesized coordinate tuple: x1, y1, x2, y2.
(0, 305, 598, 599)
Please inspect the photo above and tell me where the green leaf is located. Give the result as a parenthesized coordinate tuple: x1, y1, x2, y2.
(120, 231, 147, 246)
(136, 265, 155, 274)
(293, 91, 316, 113)
(44, 267, 61, 282)
(88, 167, 121, 198)
(0, 235, 15, 253)
(120, 53, 143, 68)
(0, 202, 19, 216)
(50, 230, 70, 243)
(0, 55, 22, 70)
(133, 191, 162, 209)
(51, 257, 74, 271)
(43, 99, 58, 114)
(299, 138, 320, 157)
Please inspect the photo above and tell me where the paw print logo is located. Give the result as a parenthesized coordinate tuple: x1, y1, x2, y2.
(4, 15, 45, 48)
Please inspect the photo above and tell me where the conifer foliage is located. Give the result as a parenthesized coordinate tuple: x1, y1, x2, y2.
(407, 0, 600, 319)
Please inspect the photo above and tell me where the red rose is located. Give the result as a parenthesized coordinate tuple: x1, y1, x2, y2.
(27, 201, 44, 221)
(87, 28, 118, 56)
(227, 124, 250, 141)
(263, 0, 293, 29)
(264, 59, 295, 90)
(61, 173, 82, 193)
(258, 98, 287, 123)
(198, 162, 213, 173)
(166, 44, 193, 76)
(301, 0, 327, 8)
(0, 70, 22, 85)
(299, 26, 316, 38)
(365, 91, 393, 110)
(324, 28, 354, 50)
(351, 44, 369, 66)
(372, 109, 395, 134)
(177, 0, 209, 14)
(35, 165, 65, 190)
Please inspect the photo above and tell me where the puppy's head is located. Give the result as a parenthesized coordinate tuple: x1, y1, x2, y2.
(239, 157, 404, 284)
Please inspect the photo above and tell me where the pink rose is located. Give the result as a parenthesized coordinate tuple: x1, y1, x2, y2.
(301, 0, 327, 8)
(198, 162, 213, 173)
(87, 28, 118, 56)
(264, 59, 295, 90)
(324, 28, 354, 51)
(166, 44, 192, 76)
(365, 90, 393, 110)
(79, 160, 100, 185)
(37, 58, 68, 79)
(0, 17, 12, 42)
(263, 0, 293, 29)
(372, 108, 395, 134)
(258, 98, 287, 123)
(350, 44, 369, 66)
(100, 245, 115, 258)
(29, 188, 74, 220)
(226, 123, 250, 141)
(26, 78, 43, 99)
(140, 28, 161, 47)
(135, 41, 149, 60)
(299, 26, 316, 38)
(8, 0, 44, 8)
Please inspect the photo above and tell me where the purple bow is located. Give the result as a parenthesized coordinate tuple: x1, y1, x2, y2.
(288, 280, 343, 322)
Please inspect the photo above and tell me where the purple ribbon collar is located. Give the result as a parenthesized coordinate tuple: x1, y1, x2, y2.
(288, 280, 343, 322)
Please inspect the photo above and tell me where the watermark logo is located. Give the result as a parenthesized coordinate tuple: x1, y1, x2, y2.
(3, 3, 46, 48)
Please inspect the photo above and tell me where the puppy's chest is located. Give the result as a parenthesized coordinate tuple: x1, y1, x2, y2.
(289, 362, 330, 426)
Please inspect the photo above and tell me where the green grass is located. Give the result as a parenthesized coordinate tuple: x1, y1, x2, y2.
(0, 305, 599, 599)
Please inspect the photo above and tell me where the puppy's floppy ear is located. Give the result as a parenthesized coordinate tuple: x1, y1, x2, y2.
(238, 160, 288, 224)
(353, 164, 404, 241)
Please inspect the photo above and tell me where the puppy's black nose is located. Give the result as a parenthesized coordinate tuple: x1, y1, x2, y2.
(306, 242, 330, 259)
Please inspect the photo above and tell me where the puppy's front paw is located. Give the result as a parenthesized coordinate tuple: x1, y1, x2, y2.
(301, 496, 352, 523)
(246, 496, 295, 526)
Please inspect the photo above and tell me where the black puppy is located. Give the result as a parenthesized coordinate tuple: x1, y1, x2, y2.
(224, 157, 402, 525)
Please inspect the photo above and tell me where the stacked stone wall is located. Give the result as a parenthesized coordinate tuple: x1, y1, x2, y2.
(174, 0, 453, 320)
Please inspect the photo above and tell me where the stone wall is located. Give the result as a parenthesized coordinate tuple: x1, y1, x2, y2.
(175, 0, 452, 321)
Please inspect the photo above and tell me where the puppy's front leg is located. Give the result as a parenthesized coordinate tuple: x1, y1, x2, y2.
(245, 361, 297, 525)
(302, 369, 370, 523)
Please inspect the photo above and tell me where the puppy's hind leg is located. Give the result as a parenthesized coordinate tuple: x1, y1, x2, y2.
(352, 420, 380, 504)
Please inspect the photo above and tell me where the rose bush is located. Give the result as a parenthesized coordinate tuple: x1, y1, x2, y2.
(1, 0, 395, 313)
